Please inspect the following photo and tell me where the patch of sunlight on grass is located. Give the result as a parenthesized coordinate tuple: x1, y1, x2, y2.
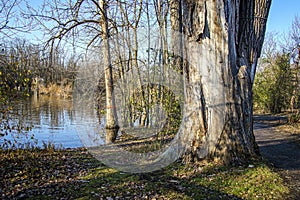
(160, 191, 192, 200)
(191, 163, 289, 199)
(82, 167, 118, 180)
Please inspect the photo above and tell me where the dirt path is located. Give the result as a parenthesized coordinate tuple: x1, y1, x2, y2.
(254, 115, 300, 199)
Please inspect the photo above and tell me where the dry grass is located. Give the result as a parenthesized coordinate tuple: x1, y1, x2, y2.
(38, 83, 73, 98)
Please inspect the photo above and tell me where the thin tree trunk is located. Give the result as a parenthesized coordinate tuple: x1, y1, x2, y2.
(170, 0, 183, 73)
(132, 0, 148, 127)
(100, 0, 119, 143)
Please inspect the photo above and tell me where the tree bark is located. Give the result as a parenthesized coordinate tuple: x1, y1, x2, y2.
(99, 0, 119, 143)
(182, 0, 271, 165)
(170, 0, 183, 73)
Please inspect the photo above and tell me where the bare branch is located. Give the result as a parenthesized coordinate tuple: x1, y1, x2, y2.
(0, 0, 19, 31)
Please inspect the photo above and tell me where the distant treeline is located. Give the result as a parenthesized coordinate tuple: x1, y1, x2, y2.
(0, 39, 78, 96)
(253, 17, 300, 119)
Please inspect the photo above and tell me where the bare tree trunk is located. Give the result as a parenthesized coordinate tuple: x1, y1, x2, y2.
(100, 0, 119, 143)
(132, 0, 148, 127)
(182, 0, 271, 164)
(170, 0, 183, 73)
(154, 0, 169, 121)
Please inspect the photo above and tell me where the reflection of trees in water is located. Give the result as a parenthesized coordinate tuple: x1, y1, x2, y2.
(15, 96, 75, 128)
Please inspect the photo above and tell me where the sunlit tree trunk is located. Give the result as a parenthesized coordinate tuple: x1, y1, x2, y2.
(99, 0, 119, 143)
(153, 0, 170, 125)
(182, 0, 271, 164)
(132, 0, 148, 127)
(170, 0, 183, 73)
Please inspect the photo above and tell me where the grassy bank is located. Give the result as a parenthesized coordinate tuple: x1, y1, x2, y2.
(0, 148, 289, 199)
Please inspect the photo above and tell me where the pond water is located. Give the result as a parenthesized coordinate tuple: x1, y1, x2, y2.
(0, 95, 105, 149)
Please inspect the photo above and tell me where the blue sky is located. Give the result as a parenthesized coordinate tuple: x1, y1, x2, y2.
(267, 0, 300, 34)
(14, 0, 299, 43)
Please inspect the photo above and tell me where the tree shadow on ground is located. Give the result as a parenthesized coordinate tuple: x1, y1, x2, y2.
(254, 114, 300, 170)
(1, 148, 245, 200)
(254, 114, 300, 199)
(5, 166, 243, 200)
(254, 114, 288, 129)
(258, 138, 300, 170)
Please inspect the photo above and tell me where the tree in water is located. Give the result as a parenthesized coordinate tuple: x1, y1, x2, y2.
(99, 0, 119, 143)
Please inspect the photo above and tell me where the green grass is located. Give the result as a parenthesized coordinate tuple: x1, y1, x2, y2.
(0, 148, 289, 199)
(186, 164, 288, 199)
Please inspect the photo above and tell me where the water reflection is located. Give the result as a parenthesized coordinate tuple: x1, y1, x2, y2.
(0, 95, 103, 148)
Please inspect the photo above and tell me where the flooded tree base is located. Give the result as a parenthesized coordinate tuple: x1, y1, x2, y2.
(105, 126, 119, 144)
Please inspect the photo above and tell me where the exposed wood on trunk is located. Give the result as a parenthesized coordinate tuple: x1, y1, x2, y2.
(182, 0, 271, 165)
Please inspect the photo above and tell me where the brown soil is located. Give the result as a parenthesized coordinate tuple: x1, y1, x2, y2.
(254, 115, 300, 199)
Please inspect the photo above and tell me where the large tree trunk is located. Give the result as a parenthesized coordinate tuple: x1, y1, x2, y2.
(181, 0, 271, 164)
